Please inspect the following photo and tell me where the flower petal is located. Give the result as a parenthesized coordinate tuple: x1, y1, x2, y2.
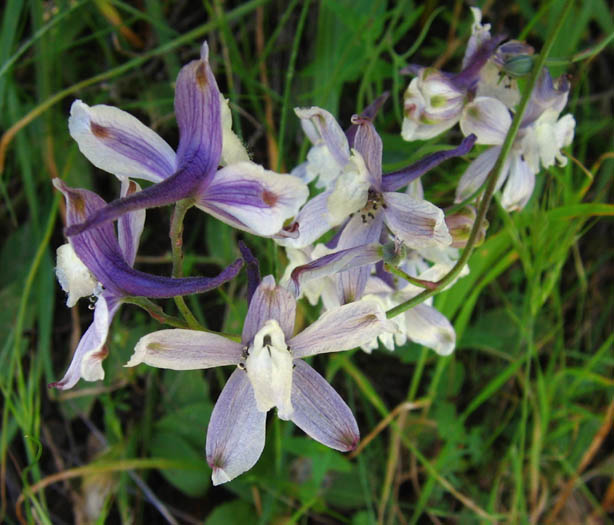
(500, 154, 535, 211)
(275, 192, 335, 249)
(382, 134, 476, 192)
(50, 294, 119, 390)
(238, 241, 261, 306)
(56, 179, 243, 298)
(126, 329, 243, 369)
(290, 299, 396, 358)
(68, 100, 176, 183)
(242, 275, 296, 344)
(55, 243, 99, 307)
(206, 369, 266, 485)
(351, 117, 382, 187)
(289, 360, 359, 451)
(174, 42, 222, 178)
(288, 243, 382, 299)
(404, 303, 456, 356)
(220, 95, 250, 166)
(117, 179, 145, 267)
(455, 146, 507, 203)
(294, 106, 350, 167)
(382, 192, 451, 249)
(197, 162, 308, 237)
(461, 97, 511, 145)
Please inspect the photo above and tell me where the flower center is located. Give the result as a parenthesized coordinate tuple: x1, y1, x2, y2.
(242, 319, 294, 419)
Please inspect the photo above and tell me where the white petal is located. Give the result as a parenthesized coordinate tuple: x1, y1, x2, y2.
(460, 97, 511, 145)
(68, 100, 176, 182)
(220, 95, 250, 166)
(500, 154, 535, 211)
(126, 329, 243, 369)
(455, 146, 508, 203)
(55, 243, 99, 307)
(404, 303, 456, 355)
(327, 151, 370, 224)
(245, 320, 294, 418)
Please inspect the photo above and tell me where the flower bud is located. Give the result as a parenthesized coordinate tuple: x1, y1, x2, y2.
(444, 206, 488, 248)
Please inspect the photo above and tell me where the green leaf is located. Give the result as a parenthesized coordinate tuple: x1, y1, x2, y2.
(204, 500, 255, 525)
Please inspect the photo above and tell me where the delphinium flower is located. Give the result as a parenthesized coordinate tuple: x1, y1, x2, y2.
(455, 68, 575, 211)
(125, 274, 395, 484)
(52, 179, 243, 389)
(283, 112, 475, 306)
(65, 42, 308, 239)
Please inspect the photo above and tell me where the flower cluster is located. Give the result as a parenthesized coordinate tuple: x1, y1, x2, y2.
(52, 10, 574, 485)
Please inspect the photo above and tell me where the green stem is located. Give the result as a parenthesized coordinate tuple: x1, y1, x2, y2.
(384, 263, 437, 290)
(386, 0, 575, 320)
(122, 297, 189, 329)
(169, 200, 201, 330)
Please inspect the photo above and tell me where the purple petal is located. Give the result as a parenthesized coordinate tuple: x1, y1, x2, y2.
(68, 100, 176, 182)
(346, 92, 390, 148)
(126, 329, 243, 369)
(117, 179, 145, 267)
(56, 179, 243, 298)
(64, 166, 200, 237)
(197, 162, 308, 237)
(289, 243, 382, 299)
(238, 241, 261, 306)
(206, 369, 266, 485)
(290, 299, 395, 358)
(351, 117, 383, 188)
(382, 192, 452, 249)
(522, 68, 570, 127)
(289, 360, 359, 452)
(381, 135, 477, 192)
(175, 42, 222, 181)
(452, 34, 506, 90)
(49, 293, 120, 390)
(242, 275, 296, 344)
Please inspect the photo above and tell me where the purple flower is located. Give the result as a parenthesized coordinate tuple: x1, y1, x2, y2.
(65, 42, 308, 238)
(125, 275, 396, 484)
(51, 178, 243, 390)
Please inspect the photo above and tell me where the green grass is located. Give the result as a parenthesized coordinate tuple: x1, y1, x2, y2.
(1, 1, 613, 523)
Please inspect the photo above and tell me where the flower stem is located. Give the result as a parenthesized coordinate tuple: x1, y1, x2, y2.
(386, 0, 575, 320)
(384, 263, 438, 290)
(122, 297, 189, 329)
(169, 199, 202, 330)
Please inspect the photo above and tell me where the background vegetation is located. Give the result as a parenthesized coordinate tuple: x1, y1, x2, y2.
(1, 0, 612, 523)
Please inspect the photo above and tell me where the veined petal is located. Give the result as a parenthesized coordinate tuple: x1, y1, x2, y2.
(117, 179, 145, 267)
(238, 241, 261, 306)
(68, 100, 176, 183)
(381, 135, 476, 192)
(242, 275, 296, 344)
(56, 179, 243, 298)
(404, 303, 456, 356)
(206, 369, 266, 485)
(455, 146, 507, 203)
(126, 329, 243, 369)
(460, 97, 511, 145)
(290, 299, 396, 358)
(289, 243, 382, 299)
(351, 117, 382, 186)
(220, 95, 250, 166)
(327, 152, 370, 225)
(275, 192, 335, 249)
(174, 41, 222, 179)
(50, 293, 119, 390)
(294, 106, 350, 167)
(500, 154, 535, 211)
(290, 360, 359, 451)
(198, 162, 308, 237)
(382, 193, 451, 249)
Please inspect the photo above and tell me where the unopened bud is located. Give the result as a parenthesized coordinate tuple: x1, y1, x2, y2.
(445, 206, 488, 248)
(502, 54, 534, 78)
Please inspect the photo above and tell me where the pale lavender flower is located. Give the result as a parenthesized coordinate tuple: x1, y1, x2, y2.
(65, 42, 307, 239)
(51, 179, 242, 390)
(126, 275, 395, 484)
(455, 69, 575, 211)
